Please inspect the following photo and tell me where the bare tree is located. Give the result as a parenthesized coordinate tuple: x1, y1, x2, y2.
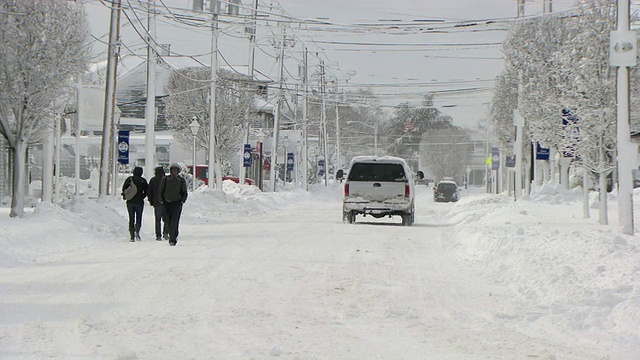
(0, 0, 90, 217)
(163, 67, 256, 174)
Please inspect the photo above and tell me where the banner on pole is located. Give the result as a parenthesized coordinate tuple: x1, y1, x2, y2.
(243, 144, 252, 167)
(118, 130, 129, 164)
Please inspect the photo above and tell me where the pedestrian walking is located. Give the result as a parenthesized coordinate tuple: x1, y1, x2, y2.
(121, 166, 148, 242)
(147, 166, 169, 241)
(159, 163, 188, 246)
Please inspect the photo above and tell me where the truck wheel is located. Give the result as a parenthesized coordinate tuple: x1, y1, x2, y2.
(346, 211, 356, 224)
(402, 212, 414, 226)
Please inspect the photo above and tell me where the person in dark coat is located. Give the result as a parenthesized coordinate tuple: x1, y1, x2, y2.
(147, 166, 169, 241)
(159, 163, 188, 246)
(121, 166, 148, 242)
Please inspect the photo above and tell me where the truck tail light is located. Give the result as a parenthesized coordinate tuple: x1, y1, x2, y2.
(344, 182, 350, 196)
(405, 183, 410, 197)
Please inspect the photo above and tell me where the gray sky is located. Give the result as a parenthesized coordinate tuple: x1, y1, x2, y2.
(85, 0, 578, 127)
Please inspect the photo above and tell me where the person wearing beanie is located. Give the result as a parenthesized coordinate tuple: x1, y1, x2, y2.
(121, 166, 149, 242)
(147, 166, 169, 241)
(158, 163, 188, 246)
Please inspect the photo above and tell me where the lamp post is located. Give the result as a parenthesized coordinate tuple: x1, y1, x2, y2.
(189, 117, 200, 192)
(347, 120, 378, 156)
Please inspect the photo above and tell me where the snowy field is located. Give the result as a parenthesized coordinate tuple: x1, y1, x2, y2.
(0, 181, 639, 359)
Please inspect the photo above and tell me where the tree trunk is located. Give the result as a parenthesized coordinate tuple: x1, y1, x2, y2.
(10, 139, 27, 218)
(599, 171, 608, 225)
(582, 167, 590, 219)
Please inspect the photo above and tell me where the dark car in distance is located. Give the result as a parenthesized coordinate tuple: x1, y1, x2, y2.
(433, 179, 460, 203)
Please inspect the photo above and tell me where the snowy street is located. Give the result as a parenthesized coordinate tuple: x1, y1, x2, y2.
(1, 183, 639, 359)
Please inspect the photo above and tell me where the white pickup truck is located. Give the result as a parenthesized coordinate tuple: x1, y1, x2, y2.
(341, 156, 417, 226)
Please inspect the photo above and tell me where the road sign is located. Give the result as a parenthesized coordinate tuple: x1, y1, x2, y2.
(118, 130, 129, 164)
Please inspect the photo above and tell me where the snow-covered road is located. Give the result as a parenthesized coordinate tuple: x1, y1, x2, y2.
(1, 184, 638, 359)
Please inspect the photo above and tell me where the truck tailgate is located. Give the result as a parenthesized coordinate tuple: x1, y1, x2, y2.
(348, 181, 406, 202)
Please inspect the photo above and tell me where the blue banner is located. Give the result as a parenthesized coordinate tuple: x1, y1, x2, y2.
(491, 147, 500, 171)
(117, 130, 129, 164)
(243, 144, 252, 167)
(536, 142, 550, 160)
(318, 159, 325, 176)
(287, 152, 294, 171)
(506, 155, 516, 168)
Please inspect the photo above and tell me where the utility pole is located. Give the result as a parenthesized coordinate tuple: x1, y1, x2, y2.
(320, 60, 329, 186)
(269, 24, 286, 192)
(302, 48, 309, 191)
(517, 0, 525, 18)
(240, 0, 258, 186)
(334, 78, 341, 171)
(611, 0, 637, 234)
(543, 0, 552, 13)
(209, 1, 220, 189)
(145, 0, 157, 179)
(99, 0, 121, 197)
(75, 77, 82, 196)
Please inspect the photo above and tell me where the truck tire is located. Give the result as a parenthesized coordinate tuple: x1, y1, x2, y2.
(402, 212, 414, 226)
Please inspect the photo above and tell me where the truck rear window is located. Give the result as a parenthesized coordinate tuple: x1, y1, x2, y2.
(348, 163, 406, 182)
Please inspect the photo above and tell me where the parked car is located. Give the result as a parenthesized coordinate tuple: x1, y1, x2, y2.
(187, 165, 254, 185)
(433, 179, 460, 202)
(222, 176, 255, 185)
(342, 156, 416, 226)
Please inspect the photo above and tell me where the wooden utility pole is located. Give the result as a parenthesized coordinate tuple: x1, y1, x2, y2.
(209, 1, 220, 189)
(145, 0, 157, 180)
(99, 0, 121, 197)
(302, 48, 309, 191)
(269, 24, 286, 192)
(320, 60, 328, 186)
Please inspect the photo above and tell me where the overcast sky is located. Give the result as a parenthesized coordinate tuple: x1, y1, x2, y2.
(85, 0, 578, 127)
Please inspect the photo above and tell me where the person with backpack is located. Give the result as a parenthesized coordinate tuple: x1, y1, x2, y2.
(159, 163, 188, 246)
(121, 166, 149, 242)
(147, 166, 169, 241)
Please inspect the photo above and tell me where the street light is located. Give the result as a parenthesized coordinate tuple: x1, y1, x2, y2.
(347, 120, 378, 156)
(189, 117, 200, 192)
